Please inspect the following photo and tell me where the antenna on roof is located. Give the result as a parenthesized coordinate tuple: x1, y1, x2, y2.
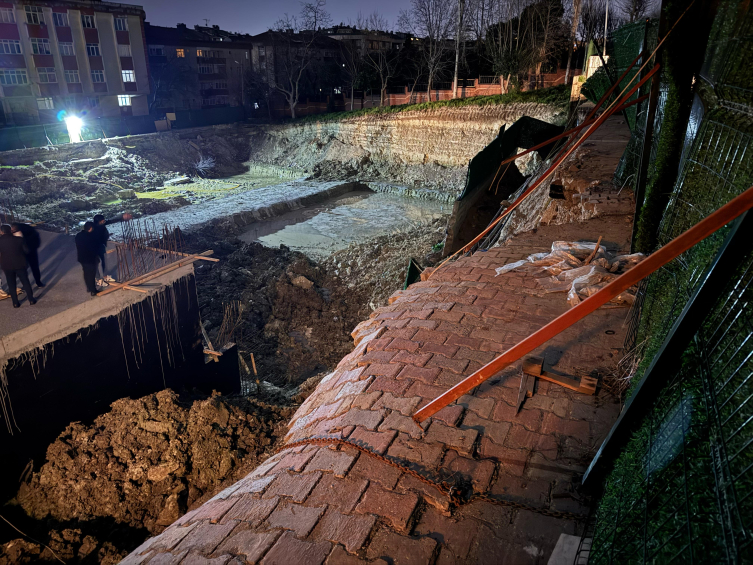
(203, 18, 210, 26)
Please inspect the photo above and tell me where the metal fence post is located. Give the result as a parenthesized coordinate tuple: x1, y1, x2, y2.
(583, 210, 753, 486)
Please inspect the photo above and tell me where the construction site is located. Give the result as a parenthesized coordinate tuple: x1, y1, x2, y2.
(0, 2, 751, 564)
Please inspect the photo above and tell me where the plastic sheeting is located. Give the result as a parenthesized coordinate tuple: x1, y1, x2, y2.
(495, 240, 645, 306)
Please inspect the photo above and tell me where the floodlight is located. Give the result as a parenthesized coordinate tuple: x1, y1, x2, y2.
(65, 116, 83, 143)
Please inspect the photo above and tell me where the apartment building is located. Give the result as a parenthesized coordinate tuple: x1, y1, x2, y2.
(144, 23, 251, 111)
(323, 26, 407, 54)
(0, 0, 149, 125)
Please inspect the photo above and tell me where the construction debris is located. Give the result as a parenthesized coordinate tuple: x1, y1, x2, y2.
(496, 240, 645, 306)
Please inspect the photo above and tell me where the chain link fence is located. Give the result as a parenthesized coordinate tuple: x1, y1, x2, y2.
(582, 0, 753, 562)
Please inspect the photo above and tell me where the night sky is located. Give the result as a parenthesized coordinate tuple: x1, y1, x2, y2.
(127, 0, 405, 36)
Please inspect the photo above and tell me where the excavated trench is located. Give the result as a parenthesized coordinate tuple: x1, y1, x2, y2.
(0, 103, 568, 562)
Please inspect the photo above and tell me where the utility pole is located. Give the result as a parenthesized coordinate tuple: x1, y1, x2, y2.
(603, 0, 609, 57)
(452, 0, 465, 99)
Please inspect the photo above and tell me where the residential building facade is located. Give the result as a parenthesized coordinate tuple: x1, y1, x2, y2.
(0, 0, 150, 125)
(322, 26, 407, 54)
(144, 23, 251, 111)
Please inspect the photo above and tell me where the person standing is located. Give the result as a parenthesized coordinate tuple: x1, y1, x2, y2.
(0, 224, 36, 307)
(93, 212, 132, 285)
(92, 214, 110, 286)
(11, 222, 44, 288)
(75, 222, 100, 296)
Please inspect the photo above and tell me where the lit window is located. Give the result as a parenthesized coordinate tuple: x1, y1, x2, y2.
(148, 45, 164, 56)
(196, 49, 204, 56)
(118, 95, 131, 106)
(0, 8, 15, 23)
(38, 67, 57, 83)
(64, 70, 80, 83)
(0, 69, 28, 85)
(81, 15, 96, 29)
(59, 42, 75, 56)
(176, 48, 185, 58)
(25, 6, 44, 25)
(37, 97, 54, 110)
(117, 44, 132, 57)
(0, 40, 21, 55)
(89, 96, 100, 108)
(91, 69, 105, 83)
(114, 17, 128, 31)
(121, 70, 135, 83)
(30, 38, 51, 55)
(53, 12, 69, 27)
(86, 43, 100, 56)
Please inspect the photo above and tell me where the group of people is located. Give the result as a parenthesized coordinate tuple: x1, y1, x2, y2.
(0, 212, 131, 307)
(75, 214, 117, 296)
(0, 222, 44, 307)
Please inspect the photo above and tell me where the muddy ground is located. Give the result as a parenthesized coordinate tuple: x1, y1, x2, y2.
(0, 126, 253, 226)
(0, 218, 447, 563)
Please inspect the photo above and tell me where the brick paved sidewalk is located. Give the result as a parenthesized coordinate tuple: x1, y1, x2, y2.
(123, 205, 635, 564)
(123, 116, 634, 565)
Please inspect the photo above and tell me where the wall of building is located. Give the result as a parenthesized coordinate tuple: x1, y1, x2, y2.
(0, 0, 150, 125)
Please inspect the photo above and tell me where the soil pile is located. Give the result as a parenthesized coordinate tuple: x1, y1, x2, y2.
(13, 390, 292, 534)
(187, 227, 370, 386)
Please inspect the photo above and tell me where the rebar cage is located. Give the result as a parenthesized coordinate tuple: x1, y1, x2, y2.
(583, 0, 753, 562)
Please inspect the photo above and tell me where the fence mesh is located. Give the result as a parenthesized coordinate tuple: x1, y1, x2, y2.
(585, 0, 753, 562)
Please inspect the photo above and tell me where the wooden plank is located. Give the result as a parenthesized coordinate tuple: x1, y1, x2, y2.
(522, 356, 543, 376)
(97, 251, 213, 297)
(537, 370, 582, 392)
(107, 245, 218, 262)
(203, 349, 223, 357)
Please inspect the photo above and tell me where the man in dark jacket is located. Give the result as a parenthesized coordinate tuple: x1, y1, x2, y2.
(93, 212, 132, 284)
(11, 221, 44, 287)
(75, 222, 100, 296)
(0, 224, 36, 307)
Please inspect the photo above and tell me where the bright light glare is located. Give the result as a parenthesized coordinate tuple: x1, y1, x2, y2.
(65, 116, 83, 143)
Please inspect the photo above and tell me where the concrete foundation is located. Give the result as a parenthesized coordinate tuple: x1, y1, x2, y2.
(0, 234, 239, 502)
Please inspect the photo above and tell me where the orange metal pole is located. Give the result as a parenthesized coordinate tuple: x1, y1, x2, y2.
(430, 65, 660, 278)
(414, 185, 753, 423)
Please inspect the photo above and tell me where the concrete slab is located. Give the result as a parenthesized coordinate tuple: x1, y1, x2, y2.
(0, 229, 193, 364)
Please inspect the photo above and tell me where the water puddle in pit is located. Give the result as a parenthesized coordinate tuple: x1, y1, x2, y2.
(239, 190, 448, 258)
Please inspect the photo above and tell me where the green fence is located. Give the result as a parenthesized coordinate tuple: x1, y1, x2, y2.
(583, 1, 753, 562)
(0, 106, 246, 152)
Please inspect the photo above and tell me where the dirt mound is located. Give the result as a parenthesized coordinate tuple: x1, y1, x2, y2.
(323, 218, 447, 309)
(185, 226, 370, 386)
(14, 390, 292, 536)
(0, 529, 126, 565)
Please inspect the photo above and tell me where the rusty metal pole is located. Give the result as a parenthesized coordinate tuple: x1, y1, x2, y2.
(414, 185, 753, 423)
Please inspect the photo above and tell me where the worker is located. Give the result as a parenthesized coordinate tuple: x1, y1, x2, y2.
(92, 212, 132, 286)
(0, 224, 36, 307)
(75, 222, 100, 296)
(11, 221, 44, 288)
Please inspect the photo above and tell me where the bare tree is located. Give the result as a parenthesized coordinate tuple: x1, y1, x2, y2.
(618, 0, 653, 23)
(270, 0, 332, 118)
(359, 12, 400, 106)
(149, 53, 195, 111)
(452, 0, 466, 98)
(399, 0, 458, 97)
(340, 41, 363, 111)
(564, 0, 582, 84)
